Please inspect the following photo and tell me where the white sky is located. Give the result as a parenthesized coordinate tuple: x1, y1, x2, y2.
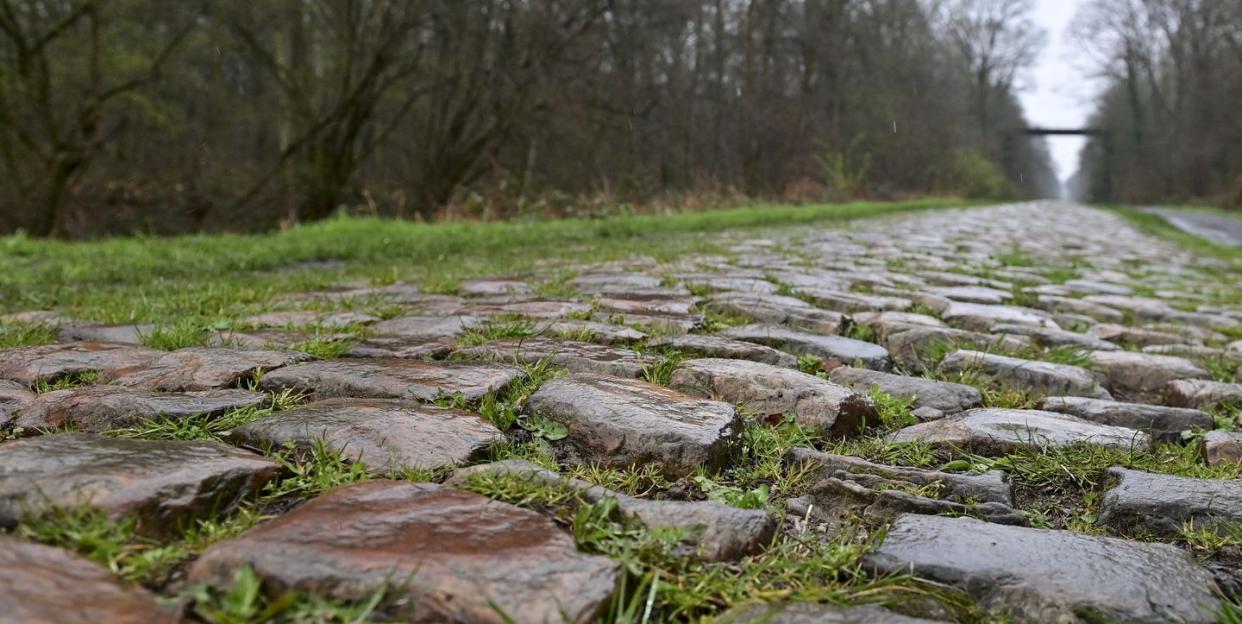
(1019, 0, 1093, 185)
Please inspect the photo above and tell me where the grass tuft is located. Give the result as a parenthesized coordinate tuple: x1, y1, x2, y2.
(0, 322, 57, 348)
(31, 370, 99, 393)
(458, 318, 539, 347)
(867, 387, 918, 431)
(641, 350, 684, 386)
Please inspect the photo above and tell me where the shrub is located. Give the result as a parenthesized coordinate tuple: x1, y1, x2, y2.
(944, 150, 1011, 200)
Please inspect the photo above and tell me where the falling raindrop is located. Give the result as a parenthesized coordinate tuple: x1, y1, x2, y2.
(892, 121, 897, 134)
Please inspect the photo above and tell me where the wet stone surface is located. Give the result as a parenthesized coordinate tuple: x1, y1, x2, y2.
(866, 514, 1221, 623)
(188, 481, 620, 623)
(258, 358, 524, 401)
(0, 342, 162, 385)
(57, 324, 153, 345)
(1201, 430, 1242, 465)
(0, 535, 183, 624)
(99, 347, 313, 391)
(0, 380, 35, 423)
(0, 434, 279, 536)
(454, 337, 656, 378)
(448, 460, 776, 562)
(939, 350, 1111, 399)
(648, 333, 798, 368)
(1099, 468, 1242, 537)
(231, 398, 503, 473)
(7, 386, 267, 434)
(888, 408, 1150, 454)
(1039, 395, 1212, 443)
(670, 358, 872, 436)
(786, 448, 1023, 528)
(524, 373, 741, 477)
(828, 366, 982, 420)
(1166, 378, 1242, 410)
(722, 324, 891, 370)
(1087, 350, 1210, 403)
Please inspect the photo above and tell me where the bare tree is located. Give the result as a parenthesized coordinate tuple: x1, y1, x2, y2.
(0, 0, 1070, 236)
(1073, 0, 1242, 205)
(219, 0, 432, 221)
(940, 0, 1046, 134)
(0, 0, 193, 236)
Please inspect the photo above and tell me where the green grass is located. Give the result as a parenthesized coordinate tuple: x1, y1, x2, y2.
(1111, 206, 1242, 262)
(0, 322, 57, 347)
(282, 333, 359, 359)
(797, 354, 826, 376)
(569, 464, 673, 497)
(993, 244, 1036, 267)
(460, 442, 984, 622)
(184, 565, 390, 624)
(1039, 346, 1091, 368)
(15, 504, 266, 586)
(718, 419, 822, 501)
(106, 391, 301, 442)
(139, 322, 214, 351)
(867, 387, 918, 430)
(12, 437, 389, 592)
(0, 199, 970, 326)
(640, 350, 684, 386)
(700, 307, 753, 333)
(482, 359, 568, 431)
(30, 369, 100, 393)
(457, 318, 539, 346)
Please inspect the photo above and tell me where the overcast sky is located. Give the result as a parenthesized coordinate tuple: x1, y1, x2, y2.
(1019, 0, 1093, 184)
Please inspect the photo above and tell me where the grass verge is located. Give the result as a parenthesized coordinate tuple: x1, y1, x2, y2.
(0, 198, 972, 325)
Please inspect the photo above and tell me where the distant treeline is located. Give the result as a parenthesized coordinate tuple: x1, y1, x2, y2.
(0, 0, 1058, 238)
(1071, 0, 1242, 209)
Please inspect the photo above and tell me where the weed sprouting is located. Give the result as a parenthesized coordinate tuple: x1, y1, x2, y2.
(0, 322, 57, 347)
(107, 390, 301, 442)
(286, 334, 358, 359)
(16, 504, 265, 585)
(867, 387, 918, 431)
(796, 354, 825, 376)
(641, 350, 683, 386)
(481, 359, 568, 430)
(139, 322, 213, 351)
(1040, 346, 1091, 368)
(458, 318, 539, 346)
(31, 370, 98, 393)
(261, 440, 373, 500)
(691, 476, 769, 509)
(183, 565, 390, 623)
(569, 464, 672, 497)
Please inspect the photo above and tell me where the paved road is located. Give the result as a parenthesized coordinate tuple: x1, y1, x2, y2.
(1143, 207, 1242, 246)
